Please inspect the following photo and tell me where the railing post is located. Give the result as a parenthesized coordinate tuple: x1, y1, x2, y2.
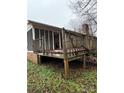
(62, 28, 69, 79)
(39, 29, 41, 52)
(59, 32, 62, 49)
(48, 31, 50, 50)
(52, 31, 55, 50)
(32, 28, 35, 40)
(44, 30, 46, 50)
(32, 28, 36, 52)
(43, 29, 45, 55)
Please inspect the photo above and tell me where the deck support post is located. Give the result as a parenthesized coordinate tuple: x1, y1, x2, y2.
(83, 54, 86, 69)
(62, 28, 69, 79)
(64, 58, 69, 79)
(37, 54, 41, 64)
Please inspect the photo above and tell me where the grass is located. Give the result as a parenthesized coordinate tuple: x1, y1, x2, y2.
(27, 60, 97, 93)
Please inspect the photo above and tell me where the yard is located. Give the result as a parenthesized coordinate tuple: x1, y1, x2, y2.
(27, 59, 97, 93)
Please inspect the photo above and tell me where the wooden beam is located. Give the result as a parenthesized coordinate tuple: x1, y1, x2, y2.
(83, 54, 86, 69)
(85, 35, 89, 49)
(37, 55, 41, 64)
(44, 30, 46, 52)
(52, 31, 55, 50)
(59, 32, 62, 49)
(42, 31, 44, 52)
(62, 28, 69, 79)
(43, 30, 45, 54)
(39, 29, 41, 50)
(64, 58, 69, 79)
(48, 31, 50, 50)
(32, 28, 35, 40)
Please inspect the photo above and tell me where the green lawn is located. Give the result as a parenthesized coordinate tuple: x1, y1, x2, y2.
(27, 60, 97, 93)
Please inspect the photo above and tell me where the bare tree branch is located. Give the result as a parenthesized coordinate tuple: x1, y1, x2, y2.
(69, 0, 97, 35)
(87, 1, 97, 11)
(81, 0, 92, 10)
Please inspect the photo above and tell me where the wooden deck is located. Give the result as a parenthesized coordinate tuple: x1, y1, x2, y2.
(27, 20, 97, 78)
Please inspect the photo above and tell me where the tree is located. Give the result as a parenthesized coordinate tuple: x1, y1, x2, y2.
(68, 17, 81, 32)
(69, 0, 97, 35)
(69, 0, 97, 63)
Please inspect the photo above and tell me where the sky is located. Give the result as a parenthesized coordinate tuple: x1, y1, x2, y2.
(27, 0, 77, 29)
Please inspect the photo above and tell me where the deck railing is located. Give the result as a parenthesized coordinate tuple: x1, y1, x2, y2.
(33, 39, 43, 53)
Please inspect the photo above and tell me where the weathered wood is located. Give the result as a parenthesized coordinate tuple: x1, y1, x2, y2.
(62, 28, 69, 79)
(59, 32, 62, 49)
(29, 21, 97, 65)
(39, 29, 42, 50)
(28, 20, 61, 32)
(44, 30, 46, 50)
(64, 59, 69, 78)
(32, 28, 35, 40)
(42, 33, 44, 52)
(52, 31, 55, 50)
(43, 30, 45, 55)
(83, 54, 86, 69)
(48, 31, 50, 50)
(37, 55, 41, 64)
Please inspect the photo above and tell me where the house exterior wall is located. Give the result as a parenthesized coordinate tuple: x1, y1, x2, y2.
(27, 29, 33, 51)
